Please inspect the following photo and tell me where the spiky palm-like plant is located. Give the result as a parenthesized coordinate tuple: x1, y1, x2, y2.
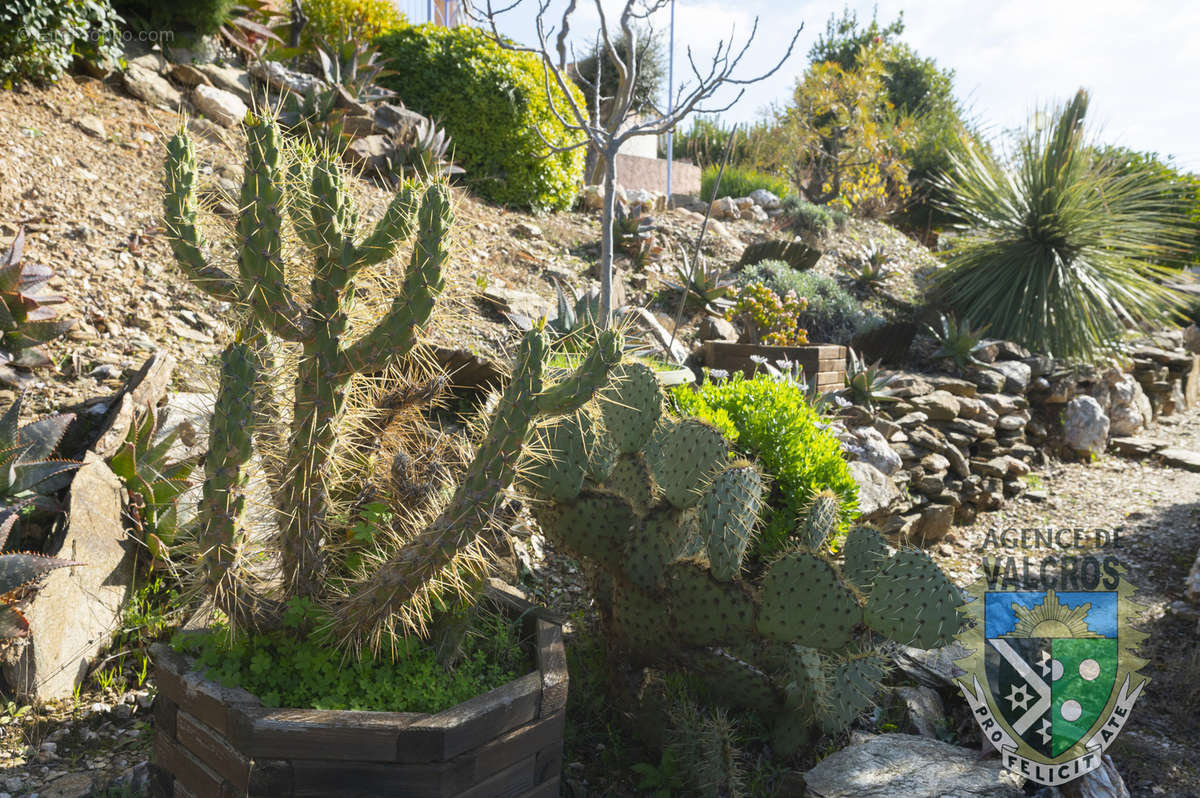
(931, 89, 1189, 360)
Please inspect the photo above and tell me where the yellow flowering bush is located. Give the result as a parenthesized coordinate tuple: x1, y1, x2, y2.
(302, 0, 406, 44)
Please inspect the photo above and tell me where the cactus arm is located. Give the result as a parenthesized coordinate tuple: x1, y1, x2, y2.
(335, 329, 621, 639)
(534, 330, 622, 414)
(236, 118, 312, 342)
(163, 130, 240, 303)
(340, 185, 450, 375)
(349, 182, 420, 274)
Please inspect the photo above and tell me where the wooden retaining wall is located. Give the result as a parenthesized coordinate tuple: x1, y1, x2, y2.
(702, 342, 846, 392)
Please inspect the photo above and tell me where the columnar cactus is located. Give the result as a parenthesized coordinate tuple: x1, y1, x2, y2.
(524, 363, 964, 751)
(165, 115, 447, 606)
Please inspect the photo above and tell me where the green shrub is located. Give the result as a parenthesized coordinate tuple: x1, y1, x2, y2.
(779, 195, 848, 234)
(736, 261, 880, 344)
(114, 0, 234, 36)
(0, 0, 124, 85)
(700, 164, 790, 202)
(671, 374, 857, 556)
(376, 25, 586, 211)
(300, 0, 406, 46)
(173, 599, 530, 712)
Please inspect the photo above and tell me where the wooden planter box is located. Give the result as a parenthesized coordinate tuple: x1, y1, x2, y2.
(702, 342, 846, 392)
(150, 583, 567, 798)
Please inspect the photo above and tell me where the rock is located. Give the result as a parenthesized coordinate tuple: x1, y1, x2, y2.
(849, 461, 901, 518)
(1058, 754, 1130, 798)
(920, 453, 949, 472)
(343, 134, 391, 176)
(629, 307, 688, 365)
(843, 426, 902, 476)
(372, 102, 426, 137)
(912, 504, 954, 544)
(192, 84, 248, 128)
(895, 686, 946, 739)
(744, 204, 769, 223)
(581, 184, 604, 211)
(126, 51, 167, 74)
(748, 188, 781, 210)
(911, 472, 944, 495)
(75, 115, 106, 138)
(1064, 396, 1109, 456)
(250, 60, 324, 96)
(698, 316, 738, 342)
(737, 237, 822, 271)
(1101, 372, 1153, 436)
(40, 770, 92, 798)
(194, 63, 253, 104)
(887, 375, 933, 399)
(911, 390, 959, 421)
(802, 734, 1023, 798)
(979, 392, 1023, 414)
(1109, 437, 1163, 457)
(170, 62, 211, 87)
(155, 392, 214, 465)
(927, 375, 977, 397)
(4, 459, 132, 700)
(893, 411, 929, 428)
(122, 63, 181, 109)
(996, 413, 1028, 432)
(709, 196, 740, 220)
(1186, 547, 1200, 603)
(1157, 447, 1200, 472)
(512, 221, 543, 239)
(892, 642, 970, 688)
(1024, 355, 1056, 377)
(966, 366, 1007, 393)
(990, 359, 1032, 393)
(993, 340, 1032, 359)
(1184, 324, 1200, 354)
(482, 285, 551, 321)
(733, 196, 755, 212)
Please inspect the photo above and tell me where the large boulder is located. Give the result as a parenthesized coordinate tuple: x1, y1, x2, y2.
(748, 188, 781, 210)
(1064, 395, 1109, 456)
(803, 734, 1024, 798)
(849, 461, 901, 518)
(1095, 370, 1153, 436)
(122, 63, 181, 110)
(192, 84, 248, 128)
(3, 459, 132, 700)
(841, 426, 903, 476)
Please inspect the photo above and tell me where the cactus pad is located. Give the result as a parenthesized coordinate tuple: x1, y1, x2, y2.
(523, 418, 588, 502)
(668, 560, 756, 646)
(623, 508, 693, 591)
(817, 655, 887, 735)
(757, 551, 861, 649)
(700, 463, 762, 581)
(535, 489, 636, 572)
(647, 419, 729, 509)
(864, 548, 962, 649)
(611, 582, 673, 652)
(605, 453, 654, 516)
(599, 362, 662, 453)
(842, 525, 889, 591)
(799, 490, 840, 550)
(579, 409, 618, 482)
(683, 648, 780, 714)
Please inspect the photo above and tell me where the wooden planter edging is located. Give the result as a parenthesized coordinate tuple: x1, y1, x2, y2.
(150, 582, 567, 798)
(702, 341, 846, 391)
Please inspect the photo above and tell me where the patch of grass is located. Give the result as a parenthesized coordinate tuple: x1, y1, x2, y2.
(701, 165, 791, 202)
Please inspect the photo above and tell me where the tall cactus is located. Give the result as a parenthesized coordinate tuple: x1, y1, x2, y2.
(524, 364, 964, 751)
(164, 115, 447, 606)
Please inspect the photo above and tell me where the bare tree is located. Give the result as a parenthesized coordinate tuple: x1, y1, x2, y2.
(473, 0, 801, 327)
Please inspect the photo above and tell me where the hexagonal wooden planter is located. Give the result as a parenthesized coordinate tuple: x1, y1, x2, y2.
(149, 584, 567, 798)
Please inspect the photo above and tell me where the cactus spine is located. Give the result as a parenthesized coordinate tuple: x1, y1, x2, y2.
(524, 365, 964, 749)
(165, 115, 447, 611)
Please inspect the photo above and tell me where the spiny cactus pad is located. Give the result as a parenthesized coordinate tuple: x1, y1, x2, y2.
(606, 453, 654, 516)
(599, 362, 662, 454)
(758, 551, 861, 649)
(624, 508, 694, 591)
(578, 409, 618, 482)
(612, 582, 674, 652)
(864, 548, 962, 649)
(799, 490, 840, 550)
(817, 655, 887, 734)
(536, 489, 636, 572)
(700, 463, 762, 581)
(669, 560, 757, 646)
(647, 418, 729, 509)
(524, 418, 588, 502)
(842, 525, 889, 591)
(684, 648, 780, 715)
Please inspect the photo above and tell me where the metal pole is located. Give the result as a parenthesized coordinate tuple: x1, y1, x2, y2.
(427, 0, 434, 24)
(665, 0, 675, 200)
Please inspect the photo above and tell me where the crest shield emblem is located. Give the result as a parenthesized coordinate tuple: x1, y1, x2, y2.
(956, 571, 1149, 786)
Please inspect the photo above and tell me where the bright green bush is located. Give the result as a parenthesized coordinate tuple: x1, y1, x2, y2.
(300, 0, 406, 46)
(672, 375, 857, 556)
(0, 0, 124, 85)
(736, 261, 881, 345)
(376, 25, 587, 211)
(701, 164, 791, 202)
(173, 599, 530, 712)
(115, 0, 234, 36)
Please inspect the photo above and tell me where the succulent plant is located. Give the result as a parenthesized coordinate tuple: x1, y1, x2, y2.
(927, 312, 991, 371)
(668, 251, 732, 312)
(843, 347, 898, 411)
(611, 204, 661, 271)
(727, 281, 809, 346)
(164, 115, 620, 644)
(523, 363, 963, 751)
(843, 243, 889, 292)
(107, 406, 193, 559)
(545, 280, 603, 354)
(0, 228, 75, 387)
(0, 509, 78, 638)
(386, 118, 465, 183)
(0, 393, 80, 514)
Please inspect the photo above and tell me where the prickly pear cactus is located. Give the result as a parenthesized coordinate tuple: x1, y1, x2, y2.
(522, 362, 965, 752)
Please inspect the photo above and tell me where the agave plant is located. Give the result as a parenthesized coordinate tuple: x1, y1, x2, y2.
(931, 89, 1189, 360)
(843, 242, 889, 292)
(546, 281, 602, 353)
(279, 84, 342, 149)
(0, 228, 74, 388)
(668, 251, 732, 311)
(0, 393, 80, 514)
(927, 312, 990, 371)
(844, 348, 898, 410)
(107, 406, 193, 559)
(611, 204, 662, 271)
(0, 509, 78, 638)
(313, 38, 396, 104)
(386, 118, 465, 182)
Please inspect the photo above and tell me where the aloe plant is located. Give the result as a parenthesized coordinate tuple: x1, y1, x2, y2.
(0, 228, 75, 387)
(0, 508, 78, 638)
(844, 348, 898, 410)
(669, 251, 732, 311)
(0, 393, 80, 514)
(927, 312, 990, 371)
(107, 406, 193, 559)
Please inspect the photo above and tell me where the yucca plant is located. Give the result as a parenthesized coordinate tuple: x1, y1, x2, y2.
(931, 89, 1189, 360)
(0, 228, 74, 387)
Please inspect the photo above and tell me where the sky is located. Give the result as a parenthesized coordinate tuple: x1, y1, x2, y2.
(460, 0, 1200, 172)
